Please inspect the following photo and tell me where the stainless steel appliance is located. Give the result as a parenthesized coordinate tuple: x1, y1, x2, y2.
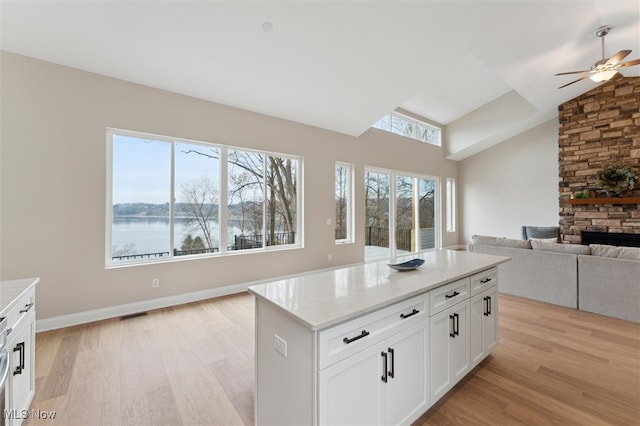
(0, 316, 9, 426)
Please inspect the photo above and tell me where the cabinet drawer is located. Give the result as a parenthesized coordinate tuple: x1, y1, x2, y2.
(429, 278, 470, 315)
(2, 288, 35, 336)
(318, 293, 429, 370)
(469, 268, 497, 296)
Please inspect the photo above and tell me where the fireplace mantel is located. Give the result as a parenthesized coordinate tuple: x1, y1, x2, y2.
(568, 196, 640, 205)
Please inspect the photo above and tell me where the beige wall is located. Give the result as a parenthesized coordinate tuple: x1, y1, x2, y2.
(0, 52, 458, 320)
(458, 118, 559, 242)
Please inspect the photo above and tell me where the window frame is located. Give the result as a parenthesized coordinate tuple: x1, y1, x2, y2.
(364, 166, 440, 262)
(445, 177, 456, 233)
(335, 162, 354, 244)
(373, 111, 441, 146)
(106, 128, 303, 267)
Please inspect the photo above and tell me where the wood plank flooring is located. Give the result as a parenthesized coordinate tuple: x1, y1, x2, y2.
(24, 293, 639, 426)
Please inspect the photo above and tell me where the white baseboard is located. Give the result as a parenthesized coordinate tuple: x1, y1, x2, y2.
(35, 262, 363, 333)
(35, 282, 249, 332)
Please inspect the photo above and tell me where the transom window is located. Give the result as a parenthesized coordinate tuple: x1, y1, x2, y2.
(373, 112, 441, 146)
(107, 129, 301, 266)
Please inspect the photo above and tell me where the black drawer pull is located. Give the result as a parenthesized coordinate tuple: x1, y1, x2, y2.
(400, 308, 419, 319)
(343, 329, 370, 344)
(388, 347, 395, 379)
(445, 291, 460, 299)
(20, 303, 34, 314)
(480, 278, 492, 284)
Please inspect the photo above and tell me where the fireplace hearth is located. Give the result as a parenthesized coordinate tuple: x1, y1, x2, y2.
(581, 231, 640, 248)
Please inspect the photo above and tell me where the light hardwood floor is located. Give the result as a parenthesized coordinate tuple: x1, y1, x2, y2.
(24, 293, 639, 426)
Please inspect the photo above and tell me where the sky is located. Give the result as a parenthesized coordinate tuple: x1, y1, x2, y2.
(112, 134, 220, 204)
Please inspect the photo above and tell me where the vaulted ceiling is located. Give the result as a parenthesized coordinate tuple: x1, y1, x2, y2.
(2, 1, 639, 160)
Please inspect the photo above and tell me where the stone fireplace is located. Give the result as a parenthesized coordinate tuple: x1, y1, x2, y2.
(558, 77, 640, 244)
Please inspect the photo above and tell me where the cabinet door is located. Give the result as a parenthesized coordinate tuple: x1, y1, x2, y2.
(385, 320, 429, 426)
(430, 301, 470, 403)
(318, 343, 384, 426)
(470, 287, 498, 368)
(7, 311, 35, 426)
(482, 287, 499, 355)
(449, 301, 470, 384)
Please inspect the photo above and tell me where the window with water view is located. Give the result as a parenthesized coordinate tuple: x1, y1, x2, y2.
(108, 130, 301, 265)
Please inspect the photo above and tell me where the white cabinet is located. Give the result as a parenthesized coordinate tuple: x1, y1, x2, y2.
(251, 261, 504, 426)
(1, 279, 37, 426)
(470, 285, 499, 368)
(429, 300, 470, 402)
(7, 310, 36, 426)
(318, 320, 429, 426)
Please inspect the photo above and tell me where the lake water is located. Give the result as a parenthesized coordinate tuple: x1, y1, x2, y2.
(112, 217, 242, 256)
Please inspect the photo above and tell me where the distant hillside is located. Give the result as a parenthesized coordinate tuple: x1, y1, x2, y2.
(113, 202, 260, 217)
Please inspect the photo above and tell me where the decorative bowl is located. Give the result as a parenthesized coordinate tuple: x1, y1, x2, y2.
(387, 258, 425, 271)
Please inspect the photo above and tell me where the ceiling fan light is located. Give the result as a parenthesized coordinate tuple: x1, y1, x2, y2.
(590, 70, 619, 82)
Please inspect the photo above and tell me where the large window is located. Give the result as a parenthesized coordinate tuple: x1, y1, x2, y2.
(335, 163, 353, 243)
(107, 129, 301, 265)
(373, 111, 441, 146)
(365, 168, 438, 261)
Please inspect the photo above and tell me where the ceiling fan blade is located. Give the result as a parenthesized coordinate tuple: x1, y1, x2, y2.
(616, 58, 640, 68)
(605, 50, 632, 65)
(558, 75, 590, 89)
(554, 70, 590, 76)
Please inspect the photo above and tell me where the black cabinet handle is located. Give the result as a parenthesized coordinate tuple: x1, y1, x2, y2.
(480, 278, 492, 284)
(13, 342, 25, 376)
(445, 291, 460, 299)
(400, 308, 419, 319)
(388, 347, 395, 379)
(449, 314, 456, 338)
(381, 351, 388, 383)
(454, 313, 460, 336)
(343, 329, 370, 344)
(20, 303, 34, 314)
(484, 296, 492, 316)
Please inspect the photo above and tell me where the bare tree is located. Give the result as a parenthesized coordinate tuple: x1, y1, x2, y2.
(180, 176, 218, 249)
(183, 148, 297, 247)
(335, 166, 348, 239)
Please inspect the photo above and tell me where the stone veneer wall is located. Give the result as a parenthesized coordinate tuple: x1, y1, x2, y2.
(558, 77, 640, 244)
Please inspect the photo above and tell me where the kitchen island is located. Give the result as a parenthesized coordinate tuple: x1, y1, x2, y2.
(249, 250, 509, 425)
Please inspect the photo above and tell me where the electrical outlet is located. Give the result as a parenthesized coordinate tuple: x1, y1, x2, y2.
(152, 278, 160, 288)
(274, 333, 287, 357)
(328, 254, 332, 261)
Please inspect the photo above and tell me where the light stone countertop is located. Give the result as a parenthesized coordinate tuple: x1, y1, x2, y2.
(0, 277, 39, 316)
(249, 250, 510, 330)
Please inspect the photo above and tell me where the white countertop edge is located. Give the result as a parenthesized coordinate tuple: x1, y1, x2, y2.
(249, 252, 510, 331)
(0, 277, 40, 316)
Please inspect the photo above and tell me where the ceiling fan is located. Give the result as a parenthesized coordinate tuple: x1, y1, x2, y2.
(555, 26, 640, 89)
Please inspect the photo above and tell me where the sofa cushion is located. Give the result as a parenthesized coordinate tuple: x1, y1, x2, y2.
(587, 244, 640, 260)
(530, 240, 591, 255)
(617, 247, 640, 260)
(521, 226, 560, 242)
(589, 244, 620, 258)
(472, 235, 531, 249)
(529, 237, 560, 243)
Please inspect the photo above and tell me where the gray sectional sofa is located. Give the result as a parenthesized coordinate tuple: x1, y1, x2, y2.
(468, 235, 640, 323)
